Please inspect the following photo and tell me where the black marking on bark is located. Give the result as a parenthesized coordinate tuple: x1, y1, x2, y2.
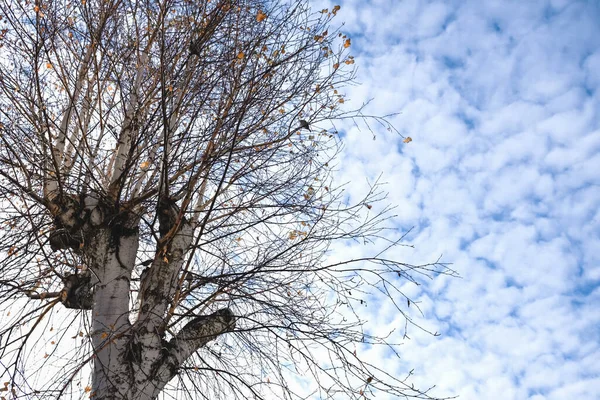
(106, 210, 139, 270)
(149, 339, 178, 379)
(125, 339, 143, 363)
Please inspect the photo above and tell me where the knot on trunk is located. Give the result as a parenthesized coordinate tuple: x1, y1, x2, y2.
(213, 307, 236, 328)
(61, 270, 94, 309)
(49, 228, 83, 251)
(48, 194, 85, 251)
(157, 196, 185, 238)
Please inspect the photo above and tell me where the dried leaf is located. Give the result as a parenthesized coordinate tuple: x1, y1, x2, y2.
(256, 10, 267, 22)
(403, 136, 412, 143)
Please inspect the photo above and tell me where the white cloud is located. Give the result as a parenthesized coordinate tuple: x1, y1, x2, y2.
(328, 0, 600, 398)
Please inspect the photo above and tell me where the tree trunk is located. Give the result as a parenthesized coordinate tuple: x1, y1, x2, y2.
(78, 208, 235, 399)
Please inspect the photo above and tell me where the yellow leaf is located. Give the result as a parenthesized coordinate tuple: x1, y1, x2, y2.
(338, 98, 344, 103)
(34, 5, 40, 12)
(256, 10, 267, 22)
(343, 38, 351, 48)
(140, 160, 150, 170)
(100, 332, 108, 339)
(403, 136, 412, 143)
(84, 386, 91, 393)
(237, 52, 244, 59)
(68, 32, 73, 38)
(320, 8, 329, 13)
(46, 62, 52, 69)
(333, 63, 339, 70)
(332, 5, 341, 15)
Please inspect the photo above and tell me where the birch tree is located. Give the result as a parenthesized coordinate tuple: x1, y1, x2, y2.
(0, 0, 451, 398)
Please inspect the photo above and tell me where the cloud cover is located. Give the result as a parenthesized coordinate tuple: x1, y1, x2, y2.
(327, 0, 600, 398)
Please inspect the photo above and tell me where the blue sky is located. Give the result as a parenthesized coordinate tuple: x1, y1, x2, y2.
(323, 0, 600, 398)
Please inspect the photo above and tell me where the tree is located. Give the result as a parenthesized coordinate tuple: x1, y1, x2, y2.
(0, 0, 452, 398)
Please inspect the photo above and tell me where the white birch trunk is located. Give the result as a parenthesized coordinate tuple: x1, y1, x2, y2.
(76, 208, 236, 399)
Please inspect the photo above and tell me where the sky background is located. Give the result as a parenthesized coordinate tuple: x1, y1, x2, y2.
(1, 1, 597, 399)
(324, 0, 600, 399)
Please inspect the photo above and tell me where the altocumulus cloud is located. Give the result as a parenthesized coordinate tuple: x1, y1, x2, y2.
(323, 0, 600, 399)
